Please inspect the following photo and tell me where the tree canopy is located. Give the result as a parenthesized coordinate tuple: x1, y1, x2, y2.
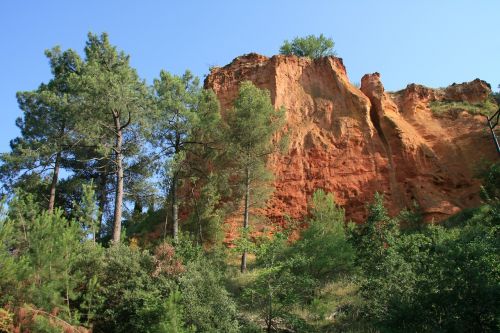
(279, 34, 336, 58)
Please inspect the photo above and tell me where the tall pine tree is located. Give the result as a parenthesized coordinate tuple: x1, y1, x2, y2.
(225, 81, 285, 272)
(1, 47, 83, 211)
(75, 33, 149, 243)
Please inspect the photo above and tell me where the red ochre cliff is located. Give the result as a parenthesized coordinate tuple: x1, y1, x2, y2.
(205, 53, 497, 226)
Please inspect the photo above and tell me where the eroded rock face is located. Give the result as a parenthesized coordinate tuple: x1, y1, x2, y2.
(205, 54, 497, 224)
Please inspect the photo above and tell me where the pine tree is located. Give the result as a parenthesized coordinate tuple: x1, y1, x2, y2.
(76, 33, 149, 243)
(73, 181, 100, 242)
(151, 70, 221, 241)
(1, 47, 83, 211)
(224, 81, 285, 272)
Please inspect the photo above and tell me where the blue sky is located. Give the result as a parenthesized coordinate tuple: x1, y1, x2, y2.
(1, 0, 498, 153)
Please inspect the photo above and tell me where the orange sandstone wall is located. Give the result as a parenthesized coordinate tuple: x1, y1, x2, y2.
(205, 54, 497, 224)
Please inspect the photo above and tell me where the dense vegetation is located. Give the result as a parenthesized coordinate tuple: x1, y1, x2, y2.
(0, 33, 498, 332)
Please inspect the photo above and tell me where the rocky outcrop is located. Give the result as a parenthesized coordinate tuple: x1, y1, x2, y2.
(205, 54, 497, 225)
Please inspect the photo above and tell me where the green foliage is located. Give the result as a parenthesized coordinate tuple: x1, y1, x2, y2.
(184, 174, 226, 246)
(76, 32, 151, 241)
(351, 193, 500, 332)
(227, 82, 285, 170)
(151, 69, 222, 240)
(91, 243, 174, 333)
(180, 258, 239, 332)
(29, 315, 62, 333)
(0, 47, 82, 198)
(429, 97, 498, 116)
(291, 190, 356, 282)
(23, 210, 83, 318)
(153, 290, 195, 333)
(279, 34, 336, 58)
(73, 181, 100, 241)
(480, 162, 500, 201)
(397, 201, 424, 232)
(350, 193, 399, 276)
(243, 232, 311, 332)
(0, 192, 89, 325)
(225, 81, 286, 271)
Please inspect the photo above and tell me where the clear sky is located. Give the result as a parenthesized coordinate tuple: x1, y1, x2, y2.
(1, 0, 498, 153)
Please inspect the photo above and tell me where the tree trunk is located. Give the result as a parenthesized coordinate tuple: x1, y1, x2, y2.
(97, 169, 107, 240)
(48, 151, 61, 212)
(267, 282, 273, 333)
(240, 167, 250, 273)
(172, 172, 179, 242)
(163, 203, 169, 240)
(171, 134, 181, 242)
(112, 115, 124, 243)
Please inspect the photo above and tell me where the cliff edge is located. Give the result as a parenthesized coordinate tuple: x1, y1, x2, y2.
(205, 53, 497, 224)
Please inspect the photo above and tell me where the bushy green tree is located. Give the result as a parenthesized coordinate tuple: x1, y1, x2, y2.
(91, 243, 175, 333)
(179, 258, 239, 332)
(0, 192, 86, 323)
(153, 290, 195, 333)
(73, 181, 100, 242)
(243, 233, 301, 333)
(184, 174, 226, 246)
(350, 192, 399, 275)
(291, 189, 355, 283)
(279, 34, 335, 58)
(0, 47, 83, 211)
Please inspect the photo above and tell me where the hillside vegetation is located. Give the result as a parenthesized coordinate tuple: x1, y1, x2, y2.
(0, 33, 498, 332)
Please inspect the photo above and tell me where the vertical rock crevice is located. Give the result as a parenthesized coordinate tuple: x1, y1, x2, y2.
(361, 73, 403, 208)
(204, 54, 497, 225)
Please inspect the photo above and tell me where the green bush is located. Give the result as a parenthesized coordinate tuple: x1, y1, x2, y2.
(351, 193, 500, 332)
(180, 257, 240, 332)
(92, 244, 175, 333)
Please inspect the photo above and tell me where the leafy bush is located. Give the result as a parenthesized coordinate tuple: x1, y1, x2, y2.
(351, 193, 500, 332)
(91, 244, 175, 333)
(179, 255, 240, 332)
